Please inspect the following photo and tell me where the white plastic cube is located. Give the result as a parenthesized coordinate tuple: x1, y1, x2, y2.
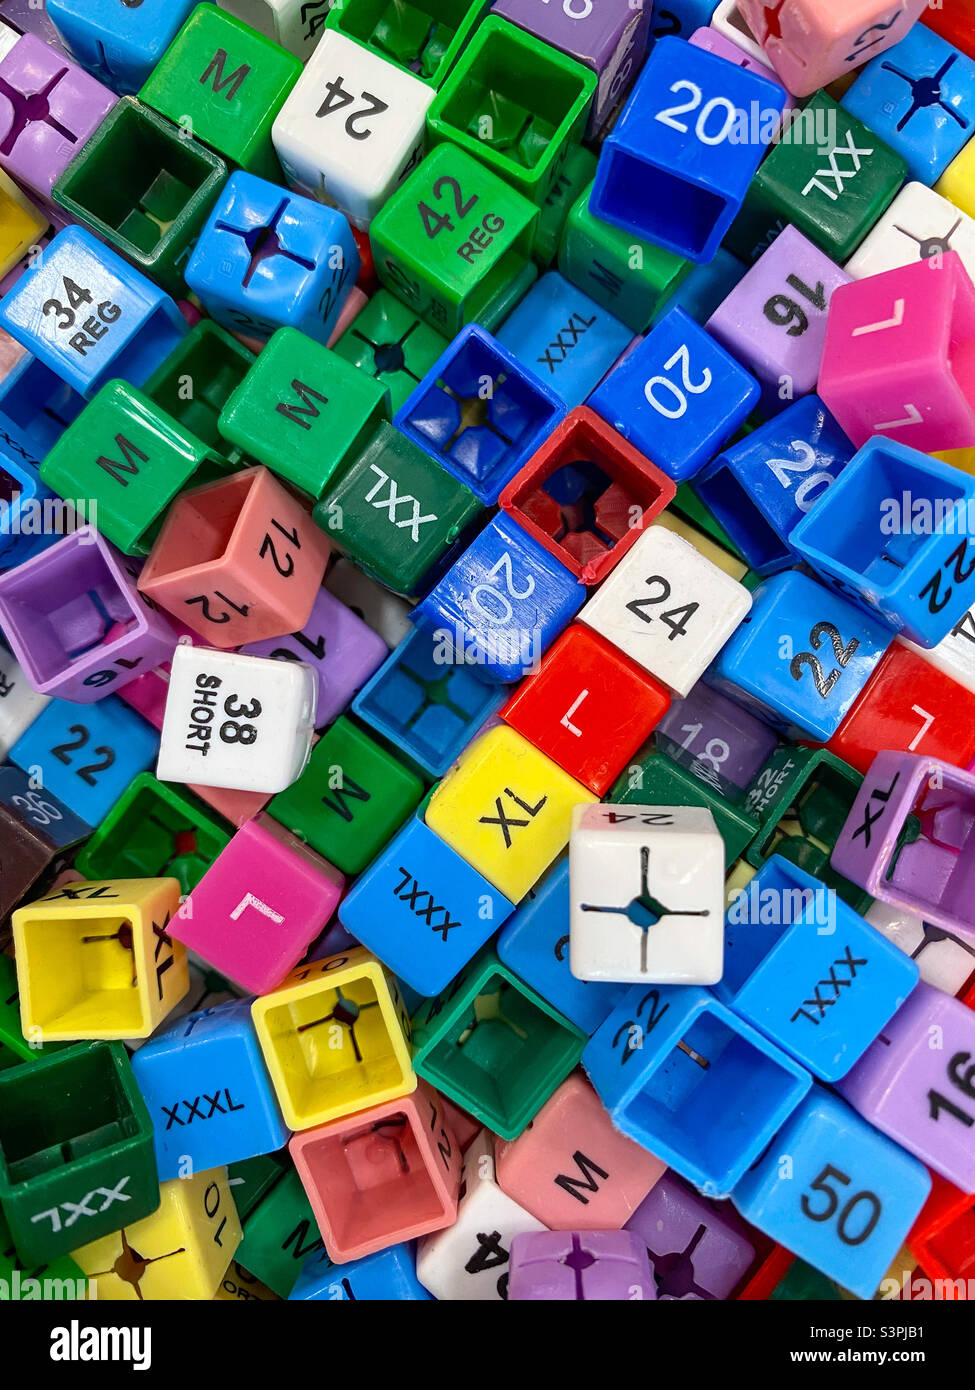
(272, 30, 433, 229)
(865, 899, 975, 997)
(216, 0, 330, 61)
(845, 182, 975, 283)
(579, 525, 752, 696)
(416, 1130, 546, 1301)
(898, 614, 975, 696)
(0, 646, 49, 759)
(156, 645, 316, 794)
(326, 556, 413, 649)
(569, 803, 725, 985)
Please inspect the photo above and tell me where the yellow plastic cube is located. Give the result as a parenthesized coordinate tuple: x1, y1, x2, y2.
(251, 946, 415, 1132)
(12, 878, 188, 1041)
(0, 170, 47, 278)
(936, 138, 975, 219)
(72, 1169, 241, 1301)
(933, 447, 975, 477)
(425, 725, 597, 902)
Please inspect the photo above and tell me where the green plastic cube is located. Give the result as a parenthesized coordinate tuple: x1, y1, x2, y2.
(332, 290, 448, 414)
(534, 143, 596, 268)
(218, 327, 390, 498)
(427, 17, 596, 207)
(0, 1042, 158, 1265)
(140, 3, 302, 181)
(370, 141, 538, 336)
(610, 744, 758, 868)
(727, 93, 907, 264)
(0, 1207, 86, 1295)
(75, 773, 231, 894)
(40, 380, 228, 556)
(268, 716, 424, 873)
(315, 422, 481, 597)
(411, 947, 585, 1140)
(237, 1168, 324, 1297)
(559, 178, 690, 332)
(145, 320, 254, 458)
(327, 0, 487, 88)
(227, 1153, 289, 1223)
(53, 97, 228, 299)
(0, 956, 64, 1071)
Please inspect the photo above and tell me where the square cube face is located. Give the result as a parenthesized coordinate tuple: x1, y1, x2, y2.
(332, 289, 448, 413)
(508, 1229, 655, 1300)
(412, 952, 585, 1139)
(589, 308, 759, 483)
(157, 646, 317, 794)
(792, 439, 975, 646)
(252, 951, 415, 1130)
(328, 0, 485, 88)
(580, 525, 752, 697)
(717, 855, 919, 1081)
(272, 31, 434, 228)
(732, 1090, 931, 1300)
(846, 182, 975, 283)
(570, 804, 725, 985)
(626, 1171, 757, 1300)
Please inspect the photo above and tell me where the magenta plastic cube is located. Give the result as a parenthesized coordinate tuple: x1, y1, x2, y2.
(508, 1230, 656, 1301)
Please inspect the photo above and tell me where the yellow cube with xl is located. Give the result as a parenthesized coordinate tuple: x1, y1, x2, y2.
(72, 1169, 241, 1301)
(425, 725, 597, 901)
(252, 946, 415, 1132)
(0, 169, 47, 278)
(12, 878, 188, 1041)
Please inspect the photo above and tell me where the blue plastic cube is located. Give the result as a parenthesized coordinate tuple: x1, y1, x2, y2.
(590, 37, 786, 262)
(496, 272, 631, 409)
(338, 806, 514, 996)
(589, 306, 759, 482)
(583, 983, 811, 1197)
(694, 396, 856, 575)
(132, 998, 289, 1180)
(707, 569, 893, 741)
(0, 356, 85, 463)
(352, 622, 505, 778)
(47, 0, 196, 93)
(0, 450, 62, 568)
(415, 513, 584, 684)
(651, 247, 745, 327)
(0, 227, 186, 398)
(394, 325, 566, 506)
(0, 762, 91, 846)
(732, 1088, 931, 1299)
(842, 25, 975, 185)
(650, 0, 719, 41)
(497, 857, 627, 1035)
(10, 694, 157, 824)
(185, 171, 360, 345)
(716, 855, 919, 1081)
(290, 1243, 431, 1300)
(791, 437, 975, 648)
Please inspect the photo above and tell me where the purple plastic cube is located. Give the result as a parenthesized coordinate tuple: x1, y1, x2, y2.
(839, 981, 975, 1191)
(508, 1230, 656, 1301)
(0, 2, 70, 57)
(626, 1170, 757, 1300)
(656, 682, 779, 799)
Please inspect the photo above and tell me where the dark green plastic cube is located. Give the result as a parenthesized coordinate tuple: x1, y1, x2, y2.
(332, 290, 448, 414)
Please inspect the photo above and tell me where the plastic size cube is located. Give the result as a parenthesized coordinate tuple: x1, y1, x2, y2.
(290, 1081, 461, 1261)
(144, 319, 253, 459)
(370, 142, 538, 337)
(732, 1088, 930, 1300)
(717, 855, 918, 1080)
(846, 181, 975, 282)
(290, 1242, 431, 1299)
(0, 168, 46, 279)
(626, 1170, 757, 1300)
(326, 0, 485, 88)
(269, 714, 423, 875)
(272, 30, 433, 229)
(412, 948, 585, 1140)
(508, 1229, 656, 1300)
(132, 999, 289, 1180)
(584, 983, 811, 1197)
(140, 2, 301, 179)
(842, 25, 975, 185)
(242, 585, 387, 729)
(589, 307, 759, 484)
(0, 1041, 157, 1265)
(0, 526, 178, 703)
(138, 465, 330, 647)
(579, 524, 753, 697)
(170, 813, 344, 994)
(216, 0, 330, 61)
(72, 1168, 241, 1301)
(395, 324, 565, 506)
(332, 289, 448, 414)
(12, 876, 187, 1042)
(709, 568, 892, 741)
(866, 898, 975, 997)
(41, 380, 227, 556)
(937, 126, 975, 217)
(727, 93, 907, 266)
(47, 0, 195, 91)
(570, 803, 725, 985)
(654, 682, 778, 804)
(792, 436, 975, 645)
(235, 1165, 323, 1295)
(495, 1074, 664, 1231)
(0, 226, 187, 399)
(0, 767, 90, 929)
(185, 173, 359, 346)
(251, 947, 415, 1132)
(817, 253, 975, 454)
(589, 37, 785, 263)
